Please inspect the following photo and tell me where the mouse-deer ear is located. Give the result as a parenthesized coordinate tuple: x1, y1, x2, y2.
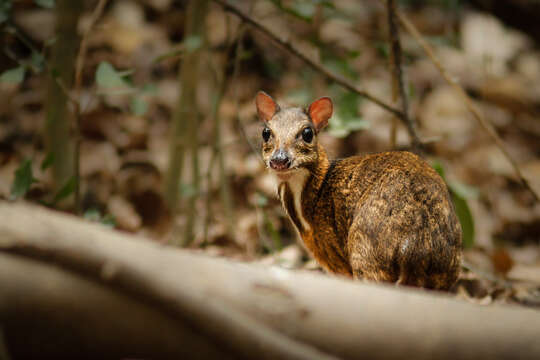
(308, 97, 333, 131)
(256, 91, 279, 122)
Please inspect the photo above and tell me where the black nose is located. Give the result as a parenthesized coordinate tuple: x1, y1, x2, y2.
(270, 149, 291, 170)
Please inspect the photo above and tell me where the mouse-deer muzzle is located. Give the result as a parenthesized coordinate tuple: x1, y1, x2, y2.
(269, 148, 291, 171)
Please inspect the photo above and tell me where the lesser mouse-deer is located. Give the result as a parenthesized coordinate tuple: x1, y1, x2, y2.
(256, 91, 462, 290)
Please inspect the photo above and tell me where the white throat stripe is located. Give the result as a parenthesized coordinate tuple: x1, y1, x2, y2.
(279, 169, 311, 233)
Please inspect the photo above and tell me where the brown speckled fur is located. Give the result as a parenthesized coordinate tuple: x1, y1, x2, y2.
(258, 93, 462, 290)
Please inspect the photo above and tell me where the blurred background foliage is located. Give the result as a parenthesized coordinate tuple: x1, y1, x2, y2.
(1, 0, 539, 305)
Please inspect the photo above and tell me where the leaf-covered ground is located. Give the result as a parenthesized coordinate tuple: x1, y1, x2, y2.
(1, 0, 539, 307)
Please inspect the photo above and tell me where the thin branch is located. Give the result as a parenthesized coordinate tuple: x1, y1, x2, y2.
(395, 11, 539, 202)
(74, 0, 108, 95)
(212, 0, 418, 132)
(71, 0, 109, 214)
(204, 21, 241, 244)
(386, 0, 420, 149)
(230, 22, 263, 161)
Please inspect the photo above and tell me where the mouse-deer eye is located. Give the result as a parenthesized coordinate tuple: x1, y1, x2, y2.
(301, 127, 313, 143)
(262, 127, 272, 142)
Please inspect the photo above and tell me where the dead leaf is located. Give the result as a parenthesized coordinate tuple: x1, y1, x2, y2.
(491, 248, 514, 276)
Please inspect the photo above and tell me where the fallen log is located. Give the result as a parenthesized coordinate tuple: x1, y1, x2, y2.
(0, 202, 539, 359)
(0, 253, 230, 360)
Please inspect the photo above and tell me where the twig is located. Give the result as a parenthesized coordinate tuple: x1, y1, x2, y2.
(212, 0, 421, 139)
(74, 0, 108, 95)
(230, 22, 263, 161)
(395, 11, 539, 202)
(71, 0, 109, 214)
(227, 9, 271, 254)
(173, 0, 209, 246)
(204, 17, 241, 244)
(386, 0, 420, 149)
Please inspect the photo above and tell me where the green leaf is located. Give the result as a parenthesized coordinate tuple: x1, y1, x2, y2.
(30, 52, 45, 72)
(83, 208, 102, 222)
(291, 1, 316, 21)
(53, 176, 76, 203)
(269, 0, 315, 22)
(10, 159, 35, 199)
(180, 183, 197, 198)
(431, 160, 475, 248)
(452, 192, 475, 248)
(265, 215, 282, 251)
(326, 90, 368, 138)
(449, 181, 479, 199)
(0, 66, 25, 84)
(255, 193, 268, 207)
(141, 83, 158, 95)
(95, 61, 129, 88)
(40, 152, 55, 170)
(130, 96, 148, 116)
(323, 57, 358, 79)
(101, 214, 116, 228)
(337, 92, 362, 121)
(116, 69, 134, 77)
(375, 42, 390, 59)
(34, 0, 55, 8)
(184, 35, 202, 53)
(84, 208, 116, 228)
(431, 160, 445, 178)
